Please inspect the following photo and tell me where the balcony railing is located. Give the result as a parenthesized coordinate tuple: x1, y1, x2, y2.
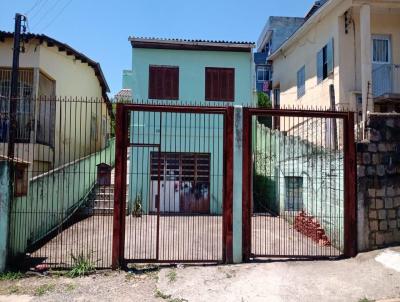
(372, 64, 400, 97)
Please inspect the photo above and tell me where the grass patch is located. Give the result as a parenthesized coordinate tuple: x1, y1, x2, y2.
(167, 269, 177, 283)
(7, 285, 20, 294)
(0, 271, 23, 281)
(154, 289, 188, 302)
(155, 289, 171, 299)
(65, 283, 76, 292)
(35, 284, 55, 296)
(67, 252, 95, 278)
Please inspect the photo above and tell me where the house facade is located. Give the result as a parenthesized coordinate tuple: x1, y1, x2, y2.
(123, 37, 255, 215)
(268, 0, 400, 127)
(254, 16, 304, 102)
(0, 31, 111, 176)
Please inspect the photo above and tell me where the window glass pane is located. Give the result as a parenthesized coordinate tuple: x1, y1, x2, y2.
(297, 66, 305, 99)
(373, 39, 389, 63)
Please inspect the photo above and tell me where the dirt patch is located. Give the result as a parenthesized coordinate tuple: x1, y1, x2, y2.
(0, 270, 160, 302)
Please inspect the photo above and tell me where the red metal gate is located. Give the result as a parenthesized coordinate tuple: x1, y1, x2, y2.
(112, 103, 233, 268)
(242, 108, 356, 260)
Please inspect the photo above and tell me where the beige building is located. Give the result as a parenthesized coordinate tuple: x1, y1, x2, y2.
(0, 31, 111, 175)
(269, 0, 400, 129)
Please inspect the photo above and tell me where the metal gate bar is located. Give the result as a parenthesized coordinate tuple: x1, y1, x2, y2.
(242, 108, 356, 261)
(112, 103, 233, 268)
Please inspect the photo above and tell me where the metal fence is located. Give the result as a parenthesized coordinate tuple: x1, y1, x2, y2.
(2, 97, 114, 268)
(242, 108, 356, 260)
(112, 103, 233, 267)
(1, 98, 356, 269)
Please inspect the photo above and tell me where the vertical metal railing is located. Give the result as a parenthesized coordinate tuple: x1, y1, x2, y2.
(242, 107, 356, 261)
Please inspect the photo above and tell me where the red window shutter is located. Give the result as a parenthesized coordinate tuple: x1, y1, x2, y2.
(148, 66, 179, 100)
(205, 67, 234, 101)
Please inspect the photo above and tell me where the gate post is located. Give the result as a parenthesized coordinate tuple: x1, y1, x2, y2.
(242, 108, 252, 262)
(112, 104, 128, 269)
(344, 112, 357, 257)
(0, 161, 10, 272)
(223, 107, 234, 264)
(232, 106, 244, 263)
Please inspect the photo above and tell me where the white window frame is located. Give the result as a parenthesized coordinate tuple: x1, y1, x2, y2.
(372, 35, 391, 64)
(256, 66, 269, 83)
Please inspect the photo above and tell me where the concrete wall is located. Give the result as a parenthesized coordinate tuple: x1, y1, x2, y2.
(357, 114, 400, 251)
(0, 161, 9, 272)
(8, 139, 115, 257)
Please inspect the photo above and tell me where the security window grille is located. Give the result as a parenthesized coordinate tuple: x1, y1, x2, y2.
(373, 36, 390, 63)
(148, 66, 179, 100)
(205, 67, 234, 101)
(284, 177, 303, 211)
(0, 68, 34, 143)
(317, 38, 334, 84)
(257, 66, 270, 82)
(297, 66, 306, 99)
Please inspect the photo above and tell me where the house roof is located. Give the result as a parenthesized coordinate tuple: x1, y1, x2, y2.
(268, 0, 337, 61)
(114, 88, 132, 101)
(0, 31, 111, 109)
(129, 36, 255, 52)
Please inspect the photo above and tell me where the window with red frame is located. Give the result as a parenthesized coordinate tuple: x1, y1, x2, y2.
(148, 66, 179, 100)
(205, 67, 234, 101)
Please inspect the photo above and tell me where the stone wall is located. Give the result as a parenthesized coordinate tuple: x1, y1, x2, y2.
(357, 113, 400, 251)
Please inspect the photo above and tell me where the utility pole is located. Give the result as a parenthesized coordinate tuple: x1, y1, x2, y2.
(8, 13, 25, 160)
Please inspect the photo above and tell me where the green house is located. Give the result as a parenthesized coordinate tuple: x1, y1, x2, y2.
(123, 37, 255, 215)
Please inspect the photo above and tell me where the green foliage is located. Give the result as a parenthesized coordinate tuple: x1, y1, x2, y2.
(253, 173, 278, 214)
(67, 252, 95, 278)
(167, 269, 177, 283)
(257, 92, 272, 108)
(132, 192, 143, 217)
(0, 271, 23, 281)
(35, 284, 55, 296)
(154, 289, 171, 300)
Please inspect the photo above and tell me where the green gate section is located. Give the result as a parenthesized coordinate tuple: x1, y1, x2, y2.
(254, 123, 344, 250)
(9, 139, 115, 257)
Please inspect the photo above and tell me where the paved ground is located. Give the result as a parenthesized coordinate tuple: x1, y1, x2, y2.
(1, 248, 400, 302)
(30, 214, 337, 267)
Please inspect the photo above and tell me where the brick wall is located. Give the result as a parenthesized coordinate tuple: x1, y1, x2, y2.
(357, 113, 400, 251)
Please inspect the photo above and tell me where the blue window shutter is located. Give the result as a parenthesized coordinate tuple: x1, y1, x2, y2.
(317, 49, 323, 84)
(327, 38, 334, 74)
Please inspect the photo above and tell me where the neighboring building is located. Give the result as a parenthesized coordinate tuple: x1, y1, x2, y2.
(114, 88, 132, 102)
(268, 0, 400, 126)
(0, 31, 111, 175)
(254, 16, 304, 104)
(123, 37, 255, 215)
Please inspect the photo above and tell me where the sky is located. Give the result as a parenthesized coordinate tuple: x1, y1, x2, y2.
(1, 0, 315, 96)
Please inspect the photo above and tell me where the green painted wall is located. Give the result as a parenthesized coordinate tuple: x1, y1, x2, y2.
(254, 123, 344, 250)
(0, 161, 9, 272)
(9, 139, 115, 257)
(126, 47, 254, 215)
(128, 48, 254, 104)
